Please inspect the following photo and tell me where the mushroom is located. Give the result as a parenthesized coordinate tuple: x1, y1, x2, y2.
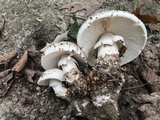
(75, 10, 147, 119)
(37, 68, 67, 97)
(77, 10, 147, 66)
(41, 41, 87, 84)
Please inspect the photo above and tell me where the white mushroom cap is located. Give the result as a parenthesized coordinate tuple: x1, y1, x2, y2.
(41, 41, 87, 70)
(37, 68, 64, 86)
(77, 10, 147, 66)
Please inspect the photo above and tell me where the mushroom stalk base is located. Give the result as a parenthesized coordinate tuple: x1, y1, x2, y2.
(97, 44, 119, 58)
(89, 54, 125, 120)
(58, 55, 80, 84)
(65, 54, 125, 120)
(64, 68, 80, 84)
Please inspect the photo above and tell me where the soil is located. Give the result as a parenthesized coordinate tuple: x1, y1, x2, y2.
(0, 0, 160, 120)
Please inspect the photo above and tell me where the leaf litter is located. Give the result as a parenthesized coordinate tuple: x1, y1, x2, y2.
(137, 65, 160, 92)
(12, 51, 28, 72)
(134, 2, 160, 24)
(0, 69, 13, 97)
(0, 52, 17, 65)
(0, 50, 41, 97)
(41, 1, 102, 51)
(60, 1, 101, 16)
(137, 92, 160, 120)
(24, 68, 36, 83)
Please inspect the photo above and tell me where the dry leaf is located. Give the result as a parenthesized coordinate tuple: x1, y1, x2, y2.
(0, 52, 17, 64)
(135, 3, 145, 16)
(60, 1, 101, 16)
(0, 69, 14, 97)
(137, 15, 160, 24)
(138, 66, 160, 92)
(135, 3, 160, 24)
(12, 51, 28, 72)
(24, 68, 36, 83)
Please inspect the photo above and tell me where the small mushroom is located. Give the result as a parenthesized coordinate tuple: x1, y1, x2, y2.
(37, 68, 67, 97)
(41, 41, 87, 84)
(77, 10, 147, 66)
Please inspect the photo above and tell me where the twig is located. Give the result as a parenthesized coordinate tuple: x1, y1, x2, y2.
(121, 83, 148, 91)
(122, 80, 160, 91)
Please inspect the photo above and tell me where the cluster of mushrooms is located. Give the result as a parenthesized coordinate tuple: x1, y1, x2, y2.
(38, 41, 87, 97)
(38, 10, 147, 110)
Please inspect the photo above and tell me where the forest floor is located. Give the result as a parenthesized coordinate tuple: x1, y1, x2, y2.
(0, 0, 160, 120)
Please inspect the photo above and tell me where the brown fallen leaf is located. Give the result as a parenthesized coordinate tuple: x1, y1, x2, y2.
(137, 66, 160, 92)
(137, 15, 160, 24)
(0, 69, 14, 97)
(0, 52, 17, 64)
(134, 3, 145, 16)
(134, 3, 160, 24)
(24, 68, 36, 83)
(60, 1, 101, 16)
(12, 51, 28, 72)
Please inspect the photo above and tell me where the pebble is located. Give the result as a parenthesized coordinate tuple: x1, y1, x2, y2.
(36, 87, 41, 91)
(19, 97, 26, 105)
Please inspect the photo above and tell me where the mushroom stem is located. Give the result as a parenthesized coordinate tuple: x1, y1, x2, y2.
(97, 44, 119, 57)
(50, 80, 67, 97)
(37, 68, 68, 98)
(58, 54, 78, 73)
(58, 54, 80, 84)
(94, 32, 125, 58)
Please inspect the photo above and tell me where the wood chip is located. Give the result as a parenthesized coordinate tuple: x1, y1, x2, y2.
(135, 3, 160, 24)
(12, 51, 28, 72)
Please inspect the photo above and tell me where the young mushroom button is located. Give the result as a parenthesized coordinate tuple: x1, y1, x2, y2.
(77, 10, 147, 66)
(41, 41, 87, 84)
